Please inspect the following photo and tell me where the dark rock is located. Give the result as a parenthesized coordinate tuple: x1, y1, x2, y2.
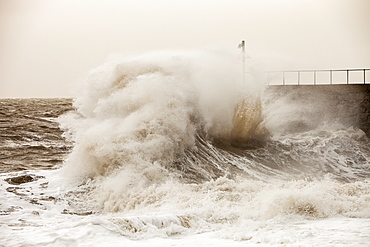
(5, 175, 35, 185)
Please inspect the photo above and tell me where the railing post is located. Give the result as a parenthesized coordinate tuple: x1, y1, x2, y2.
(364, 69, 366, 84)
(314, 70, 316, 85)
(347, 70, 349, 84)
(330, 70, 333, 84)
(283, 72, 285, 85)
(298, 71, 300, 85)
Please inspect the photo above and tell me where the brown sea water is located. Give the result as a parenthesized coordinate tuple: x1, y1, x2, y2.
(0, 98, 73, 173)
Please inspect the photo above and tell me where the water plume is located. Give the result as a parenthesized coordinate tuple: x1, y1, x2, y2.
(59, 50, 267, 185)
(57, 50, 370, 222)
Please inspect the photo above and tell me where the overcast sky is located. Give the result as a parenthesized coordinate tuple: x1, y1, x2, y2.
(1, 0, 369, 98)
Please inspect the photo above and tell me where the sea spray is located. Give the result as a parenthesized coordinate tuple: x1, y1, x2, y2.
(1, 67, 370, 245)
(59, 51, 266, 171)
(57, 50, 370, 217)
(57, 50, 271, 213)
(46, 52, 370, 247)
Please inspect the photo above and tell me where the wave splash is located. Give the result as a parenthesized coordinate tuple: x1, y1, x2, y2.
(59, 50, 266, 179)
(58, 50, 370, 224)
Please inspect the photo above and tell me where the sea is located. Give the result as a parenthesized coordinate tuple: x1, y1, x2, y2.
(1, 51, 370, 246)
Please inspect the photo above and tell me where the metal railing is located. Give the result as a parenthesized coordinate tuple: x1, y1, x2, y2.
(267, 69, 370, 85)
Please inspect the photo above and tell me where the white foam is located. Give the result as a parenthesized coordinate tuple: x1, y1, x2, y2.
(1, 169, 370, 246)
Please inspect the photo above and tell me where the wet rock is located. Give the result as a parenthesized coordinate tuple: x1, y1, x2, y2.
(4, 174, 43, 185)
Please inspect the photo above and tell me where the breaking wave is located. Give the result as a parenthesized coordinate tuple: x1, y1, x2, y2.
(57, 50, 370, 225)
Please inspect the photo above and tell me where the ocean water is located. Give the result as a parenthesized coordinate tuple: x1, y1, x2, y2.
(1, 51, 370, 246)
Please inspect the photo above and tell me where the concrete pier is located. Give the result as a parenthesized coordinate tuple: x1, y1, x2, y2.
(265, 85, 370, 135)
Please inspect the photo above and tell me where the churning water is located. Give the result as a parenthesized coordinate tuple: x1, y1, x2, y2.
(1, 51, 370, 246)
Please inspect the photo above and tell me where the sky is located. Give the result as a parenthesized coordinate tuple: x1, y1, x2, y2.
(0, 0, 369, 98)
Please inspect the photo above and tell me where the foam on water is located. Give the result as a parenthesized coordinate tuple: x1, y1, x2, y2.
(1, 169, 370, 246)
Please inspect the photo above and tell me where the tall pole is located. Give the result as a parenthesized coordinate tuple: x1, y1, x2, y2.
(238, 40, 246, 83)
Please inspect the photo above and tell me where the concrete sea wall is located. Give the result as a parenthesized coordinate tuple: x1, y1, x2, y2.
(264, 85, 370, 135)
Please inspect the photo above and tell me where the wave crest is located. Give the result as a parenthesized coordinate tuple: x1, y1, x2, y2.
(59, 51, 265, 181)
